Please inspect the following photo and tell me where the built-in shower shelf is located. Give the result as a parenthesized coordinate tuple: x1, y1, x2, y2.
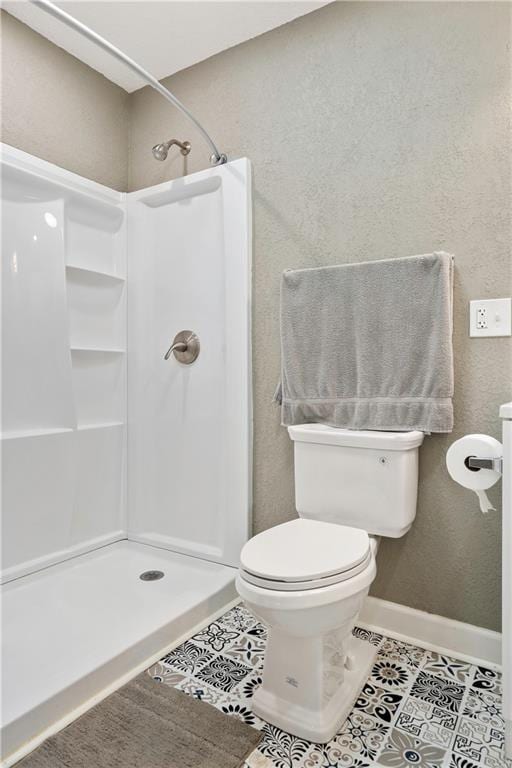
(66, 265, 125, 283)
(76, 422, 124, 431)
(1, 427, 74, 441)
(70, 347, 125, 354)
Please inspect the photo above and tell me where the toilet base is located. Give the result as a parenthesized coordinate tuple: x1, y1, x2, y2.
(252, 636, 377, 743)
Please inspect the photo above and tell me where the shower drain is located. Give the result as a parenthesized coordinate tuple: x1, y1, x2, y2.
(139, 570, 165, 581)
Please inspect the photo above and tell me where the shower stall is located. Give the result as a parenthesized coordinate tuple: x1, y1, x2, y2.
(0, 143, 252, 764)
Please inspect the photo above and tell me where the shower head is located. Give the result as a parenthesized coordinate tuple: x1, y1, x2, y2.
(152, 143, 169, 161)
(152, 139, 191, 161)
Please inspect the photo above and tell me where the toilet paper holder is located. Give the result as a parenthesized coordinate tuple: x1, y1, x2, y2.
(466, 456, 503, 473)
(447, 435, 503, 515)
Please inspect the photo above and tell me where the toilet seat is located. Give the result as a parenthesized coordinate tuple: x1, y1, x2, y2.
(239, 519, 371, 592)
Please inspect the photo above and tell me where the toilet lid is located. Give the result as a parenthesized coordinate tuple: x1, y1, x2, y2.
(240, 519, 370, 584)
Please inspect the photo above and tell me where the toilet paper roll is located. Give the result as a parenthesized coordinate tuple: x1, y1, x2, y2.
(446, 434, 502, 514)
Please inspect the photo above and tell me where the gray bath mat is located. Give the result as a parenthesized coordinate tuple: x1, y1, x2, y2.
(19, 673, 261, 768)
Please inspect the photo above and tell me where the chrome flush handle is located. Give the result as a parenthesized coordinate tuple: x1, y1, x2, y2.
(164, 330, 200, 364)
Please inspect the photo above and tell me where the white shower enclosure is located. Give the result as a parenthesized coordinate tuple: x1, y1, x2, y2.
(0, 144, 251, 763)
(127, 173, 251, 564)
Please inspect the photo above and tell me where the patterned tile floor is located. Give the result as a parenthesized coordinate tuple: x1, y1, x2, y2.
(146, 603, 510, 768)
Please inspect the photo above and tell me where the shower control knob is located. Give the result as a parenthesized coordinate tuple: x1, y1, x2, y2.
(164, 330, 200, 364)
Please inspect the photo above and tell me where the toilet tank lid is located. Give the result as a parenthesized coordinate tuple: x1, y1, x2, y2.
(288, 424, 424, 450)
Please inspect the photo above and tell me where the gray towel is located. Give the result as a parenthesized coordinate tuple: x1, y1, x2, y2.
(275, 252, 454, 433)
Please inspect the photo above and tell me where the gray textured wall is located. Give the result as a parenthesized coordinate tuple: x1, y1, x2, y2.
(129, 2, 511, 631)
(1, 11, 129, 191)
(2, 3, 510, 631)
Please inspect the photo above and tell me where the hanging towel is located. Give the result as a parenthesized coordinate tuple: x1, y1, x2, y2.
(275, 252, 454, 433)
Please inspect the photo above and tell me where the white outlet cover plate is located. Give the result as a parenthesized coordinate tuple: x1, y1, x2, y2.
(469, 298, 511, 337)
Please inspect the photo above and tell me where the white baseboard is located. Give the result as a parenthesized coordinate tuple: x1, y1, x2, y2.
(359, 596, 502, 669)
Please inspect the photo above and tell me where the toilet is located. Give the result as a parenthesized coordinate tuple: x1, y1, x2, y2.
(236, 423, 424, 743)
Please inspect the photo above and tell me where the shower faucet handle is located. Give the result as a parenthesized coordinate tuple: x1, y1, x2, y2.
(164, 330, 200, 364)
(164, 341, 187, 359)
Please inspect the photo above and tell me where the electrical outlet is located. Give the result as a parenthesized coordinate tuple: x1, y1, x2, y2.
(476, 307, 488, 330)
(470, 298, 511, 337)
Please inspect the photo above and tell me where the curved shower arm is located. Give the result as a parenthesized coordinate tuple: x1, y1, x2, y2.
(31, 0, 227, 166)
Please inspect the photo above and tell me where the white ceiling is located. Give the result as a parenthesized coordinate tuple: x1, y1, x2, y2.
(3, 1, 330, 92)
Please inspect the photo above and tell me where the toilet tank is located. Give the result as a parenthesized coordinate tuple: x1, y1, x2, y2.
(289, 425, 424, 538)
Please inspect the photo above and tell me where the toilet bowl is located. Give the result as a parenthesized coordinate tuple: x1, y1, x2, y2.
(236, 424, 424, 742)
(236, 518, 378, 742)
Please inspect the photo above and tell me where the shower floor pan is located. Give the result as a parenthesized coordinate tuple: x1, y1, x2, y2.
(1, 540, 237, 765)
